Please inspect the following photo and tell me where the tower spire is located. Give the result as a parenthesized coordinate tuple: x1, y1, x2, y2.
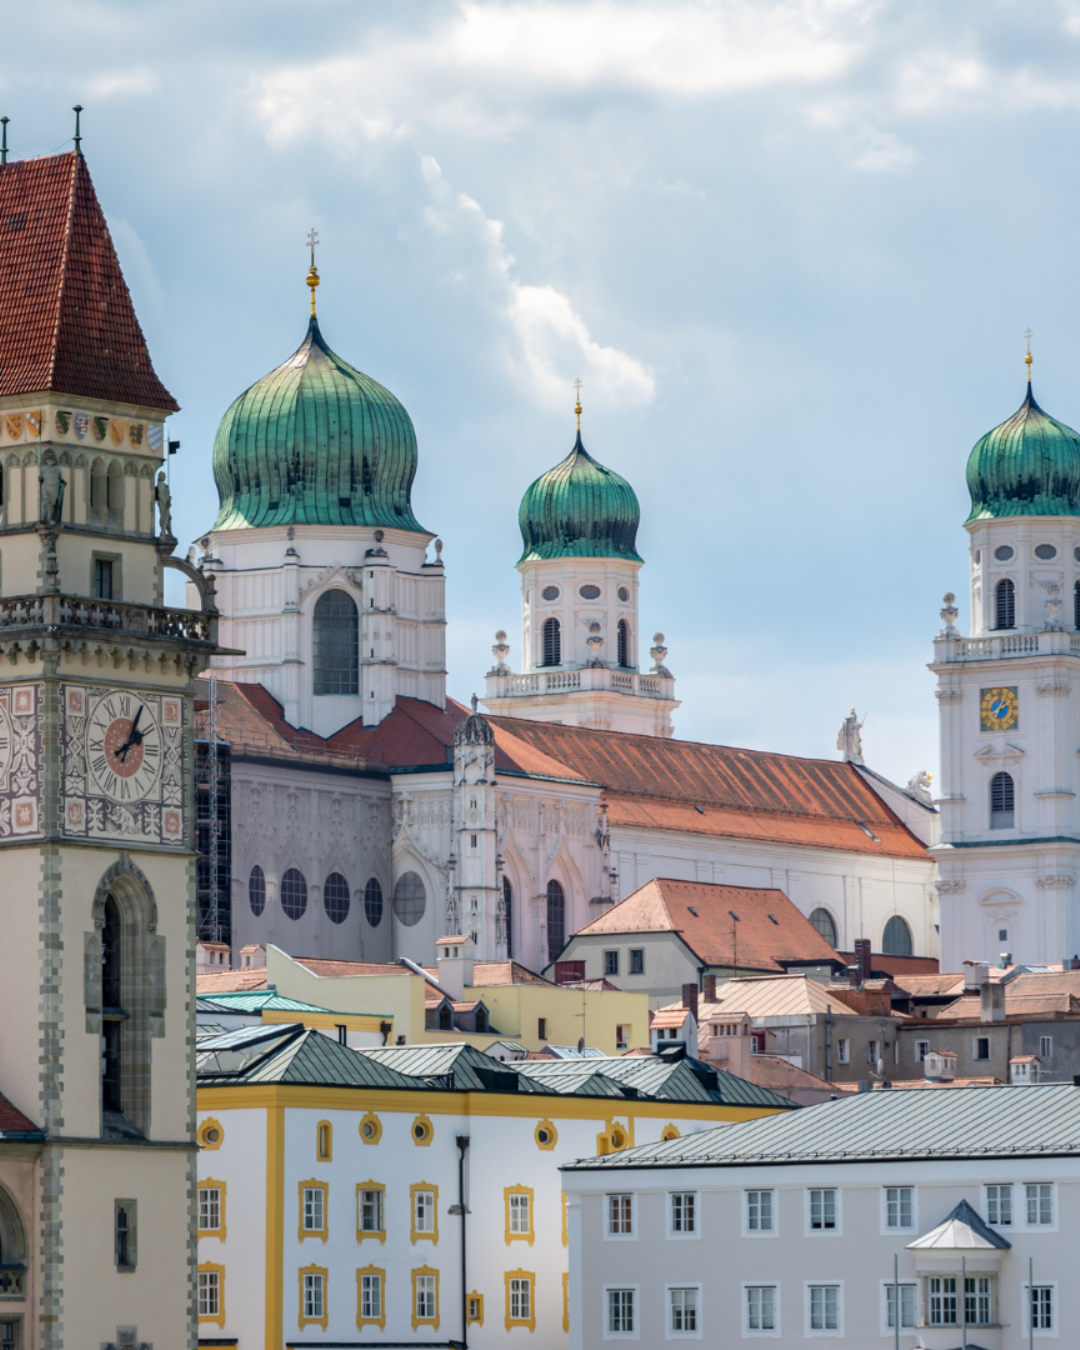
(1025, 327, 1033, 384)
(574, 377, 582, 433)
(306, 227, 320, 317)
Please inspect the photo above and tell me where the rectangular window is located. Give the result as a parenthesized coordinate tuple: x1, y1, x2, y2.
(607, 1288, 635, 1334)
(468, 1295, 482, 1323)
(746, 1190, 773, 1232)
(1030, 1285, 1054, 1331)
(1026, 1182, 1053, 1226)
(360, 1272, 382, 1320)
(198, 1187, 221, 1232)
(987, 1184, 1012, 1225)
(746, 1286, 776, 1331)
(93, 557, 115, 600)
(336, 1024, 347, 1046)
(414, 1190, 436, 1234)
(303, 1187, 324, 1232)
(1040, 1035, 1053, 1059)
(604, 950, 620, 976)
(616, 1023, 629, 1050)
(867, 1039, 878, 1065)
(916, 1040, 929, 1062)
(359, 1189, 383, 1233)
(976, 1036, 990, 1061)
(198, 1270, 220, 1318)
(470, 833, 477, 848)
(509, 1192, 531, 1235)
(885, 1187, 913, 1229)
(670, 1192, 697, 1234)
(837, 1038, 849, 1064)
(416, 1274, 436, 1321)
(669, 1287, 698, 1333)
(965, 1276, 992, 1326)
(304, 1272, 324, 1320)
(929, 1276, 958, 1326)
(809, 1189, 836, 1230)
(510, 1277, 531, 1322)
(886, 1284, 916, 1330)
(538, 1018, 547, 1040)
(629, 948, 645, 974)
(115, 1199, 136, 1270)
(607, 1194, 633, 1236)
(0, 1322, 18, 1350)
(809, 1285, 839, 1332)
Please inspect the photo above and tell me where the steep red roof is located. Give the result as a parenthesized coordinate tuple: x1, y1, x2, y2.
(0, 1089, 37, 1133)
(574, 878, 842, 972)
(196, 967, 269, 995)
(0, 152, 177, 410)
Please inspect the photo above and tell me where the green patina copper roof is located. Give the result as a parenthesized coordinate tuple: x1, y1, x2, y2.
(966, 384, 1080, 522)
(212, 316, 428, 532)
(518, 431, 642, 564)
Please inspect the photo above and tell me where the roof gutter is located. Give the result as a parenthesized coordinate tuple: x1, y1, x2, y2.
(399, 957, 446, 994)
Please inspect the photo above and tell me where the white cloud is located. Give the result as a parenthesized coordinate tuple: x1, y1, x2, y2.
(421, 155, 655, 407)
(848, 125, 917, 172)
(86, 68, 158, 99)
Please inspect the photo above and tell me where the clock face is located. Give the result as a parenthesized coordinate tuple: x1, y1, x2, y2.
(85, 691, 162, 802)
(980, 685, 1019, 733)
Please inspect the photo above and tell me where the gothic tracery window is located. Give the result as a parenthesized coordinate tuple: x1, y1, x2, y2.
(313, 588, 359, 695)
(546, 879, 566, 964)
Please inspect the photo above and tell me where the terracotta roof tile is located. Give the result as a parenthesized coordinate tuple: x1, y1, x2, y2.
(742, 1055, 836, 1094)
(195, 968, 268, 994)
(682, 976, 862, 1019)
(838, 952, 941, 978)
(887, 972, 965, 998)
(0, 153, 177, 410)
(574, 878, 841, 972)
(0, 1089, 37, 1133)
(293, 957, 409, 978)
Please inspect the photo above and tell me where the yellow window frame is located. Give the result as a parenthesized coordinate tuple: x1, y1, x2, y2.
(356, 1180, 387, 1244)
(410, 1181, 439, 1244)
(411, 1265, 440, 1331)
(316, 1119, 333, 1161)
(534, 1118, 558, 1150)
(504, 1185, 535, 1246)
(467, 1290, 485, 1326)
(197, 1116, 224, 1150)
(504, 1268, 537, 1332)
(562, 1271, 570, 1333)
(356, 1263, 387, 1330)
(660, 1123, 681, 1142)
(197, 1261, 225, 1328)
(411, 1113, 434, 1146)
(359, 1111, 382, 1144)
(298, 1263, 329, 1330)
(298, 1179, 329, 1243)
(197, 1178, 227, 1241)
(561, 1190, 569, 1248)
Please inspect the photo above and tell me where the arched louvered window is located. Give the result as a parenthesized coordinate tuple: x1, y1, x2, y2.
(994, 578, 1016, 630)
(990, 771, 1015, 829)
(503, 875, 513, 959)
(542, 617, 561, 667)
(617, 619, 630, 668)
(546, 879, 566, 964)
(882, 915, 913, 957)
(808, 907, 837, 948)
(313, 589, 359, 695)
(1074, 579, 1080, 631)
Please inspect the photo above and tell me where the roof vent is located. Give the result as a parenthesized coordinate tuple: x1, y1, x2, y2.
(688, 906, 698, 917)
(694, 804, 704, 815)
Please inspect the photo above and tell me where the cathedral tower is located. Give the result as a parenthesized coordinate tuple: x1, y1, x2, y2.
(0, 139, 224, 1347)
(483, 401, 678, 735)
(933, 353, 1080, 968)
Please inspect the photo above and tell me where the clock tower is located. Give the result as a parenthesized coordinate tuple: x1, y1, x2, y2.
(932, 353, 1080, 971)
(0, 140, 225, 1348)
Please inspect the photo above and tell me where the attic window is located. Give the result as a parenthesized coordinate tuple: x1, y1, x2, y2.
(7, 212, 26, 232)
(856, 820, 882, 842)
(694, 804, 704, 814)
(687, 906, 698, 917)
(768, 914, 779, 925)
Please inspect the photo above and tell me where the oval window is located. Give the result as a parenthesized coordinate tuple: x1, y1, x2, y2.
(392, 872, 426, 926)
(248, 865, 266, 917)
(579, 584, 601, 599)
(541, 586, 560, 602)
(974, 551, 981, 565)
(280, 868, 308, 920)
(323, 872, 350, 925)
(1035, 543, 1057, 560)
(618, 586, 630, 602)
(994, 545, 1014, 561)
(364, 877, 384, 928)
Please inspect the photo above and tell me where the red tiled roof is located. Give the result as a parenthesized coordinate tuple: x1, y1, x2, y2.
(196, 967, 269, 994)
(0, 1090, 37, 1133)
(838, 952, 941, 978)
(885, 972, 963, 998)
(0, 153, 177, 410)
(420, 960, 557, 989)
(573, 878, 842, 972)
(743, 1055, 836, 1094)
(293, 957, 408, 978)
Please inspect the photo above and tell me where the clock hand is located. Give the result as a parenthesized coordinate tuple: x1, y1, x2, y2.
(115, 706, 146, 763)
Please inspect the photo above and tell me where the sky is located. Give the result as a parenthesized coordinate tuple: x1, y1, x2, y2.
(5, 0, 1080, 787)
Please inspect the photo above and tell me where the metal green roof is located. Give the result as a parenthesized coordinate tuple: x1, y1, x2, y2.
(196, 991, 334, 1015)
(518, 431, 642, 563)
(966, 384, 1080, 521)
(197, 1025, 419, 1090)
(212, 315, 427, 533)
(563, 1082, 1080, 1170)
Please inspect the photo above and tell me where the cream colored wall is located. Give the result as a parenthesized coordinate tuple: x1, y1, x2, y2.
(54, 534, 160, 604)
(0, 851, 47, 1123)
(265, 946, 426, 1038)
(0, 1159, 39, 1350)
(473, 984, 650, 1054)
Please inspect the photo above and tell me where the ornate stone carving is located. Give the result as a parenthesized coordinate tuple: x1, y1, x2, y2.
(935, 879, 966, 894)
(935, 688, 962, 702)
(836, 707, 866, 764)
(1037, 874, 1076, 889)
(1036, 680, 1072, 697)
(649, 632, 671, 676)
(488, 630, 511, 676)
(907, 770, 933, 805)
(937, 591, 960, 639)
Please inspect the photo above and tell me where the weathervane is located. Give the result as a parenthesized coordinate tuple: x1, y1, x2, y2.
(307, 228, 320, 317)
(1025, 327, 1033, 383)
(574, 378, 583, 433)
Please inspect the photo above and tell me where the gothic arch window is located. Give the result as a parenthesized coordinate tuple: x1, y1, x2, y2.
(364, 878, 384, 928)
(617, 619, 630, 669)
(438, 1004, 453, 1031)
(101, 895, 124, 1114)
(808, 907, 838, 948)
(882, 915, 913, 957)
(0, 1184, 27, 1281)
(994, 578, 1016, 630)
(313, 589, 359, 695)
(248, 865, 266, 917)
(990, 771, 1015, 829)
(323, 872, 350, 925)
(107, 459, 124, 530)
(1074, 580, 1080, 630)
(281, 868, 308, 919)
(546, 879, 566, 964)
(502, 875, 514, 959)
(392, 872, 426, 927)
(542, 617, 561, 667)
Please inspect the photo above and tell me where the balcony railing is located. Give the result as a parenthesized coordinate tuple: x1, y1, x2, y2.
(487, 665, 675, 701)
(0, 593, 218, 646)
(934, 630, 1080, 662)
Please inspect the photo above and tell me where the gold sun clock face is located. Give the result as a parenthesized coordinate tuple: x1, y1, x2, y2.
(980, 686, 1019, 733)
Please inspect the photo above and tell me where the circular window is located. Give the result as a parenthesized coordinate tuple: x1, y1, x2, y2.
(323, 872, 350, 925)
(411, 1116, 433, 1144)
(610, 1126, 628, 1150)
(364, 877, 384, 928)
(248, 865, 266, 917)
(579, 584, 601, 599)
(994, 545, 1014, 562)
(974, 550, 981, 566)
(618, 586, 630, 602)
(359, 1112, 382, 1143)
(542, 586, 560, 602)
(280, 868, 308, 920)
(198, 1118, 224, 1149)
(538, 1128, 550, 1144)
(1035, 543, 1058, 560)
(393, 872, 427, 926)
(534, 1119, 558, 1149)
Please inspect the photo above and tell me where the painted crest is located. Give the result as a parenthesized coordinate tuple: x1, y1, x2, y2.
(26, 411, 42, 437)
(91, 416, 107, 442)
(109, 420, 125, 446)
(73, 413, 89, 440)
(3, 414, 22, 440)
(54, 411, 71, 435)
(147, 423, 163, 453)
(128, 422, 144, 448)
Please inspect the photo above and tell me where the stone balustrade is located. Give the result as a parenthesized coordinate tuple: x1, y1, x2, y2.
(490, 665, 674, 700)
(0, 593, 218, 646)
(934, 630, 1080, 662)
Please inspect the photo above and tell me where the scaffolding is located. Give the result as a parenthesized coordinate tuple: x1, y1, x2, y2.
(195, 673, 231, 945)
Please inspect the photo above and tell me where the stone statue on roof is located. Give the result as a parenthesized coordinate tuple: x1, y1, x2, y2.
(837, 707, 866, 764)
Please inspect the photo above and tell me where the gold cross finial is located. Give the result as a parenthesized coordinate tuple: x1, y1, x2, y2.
(1025, 327, 1033, 382)
(574, 378, 583, 432)
(306, 228, 320, 317)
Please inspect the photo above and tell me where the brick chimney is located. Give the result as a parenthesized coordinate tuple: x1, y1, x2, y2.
(854, 938, 872, 982)
(682, 983, 699, 1021)
(702, 974, 717, 1003)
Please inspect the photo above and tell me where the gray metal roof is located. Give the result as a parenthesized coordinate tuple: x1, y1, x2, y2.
(516, 1055, 792, 1109)
(197, 1025, 421, 1090)
(563, 1082, 1080, 1171)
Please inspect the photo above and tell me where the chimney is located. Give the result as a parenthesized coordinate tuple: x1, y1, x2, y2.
(854, 938, 872, 982)
(707, 1016, 751, 1080)
(702, 974, 717, 1003)
(965, 960, 990, 993)
(682, 983, 699, 1021)
(436, 935, 475, 1002)
(981, 979, 1006, 1024)
(847, 964, 862, 989)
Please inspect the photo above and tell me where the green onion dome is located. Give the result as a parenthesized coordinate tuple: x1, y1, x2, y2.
(518, 431, 643, 564)
(966, 384, 1080, 522)
(212, 316, 427, 532)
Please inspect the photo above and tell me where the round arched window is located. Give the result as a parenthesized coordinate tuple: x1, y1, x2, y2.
(281, 868, 308, 920)
(393, 872, 426, 926)
(882, 914, 913, 957)
(808, 907, 837, 947)
(364, 878, 384, 928)
(248, 865, 266, 917)
(323, 873, 350, 925)
(546, 879, 566, 964)
(313, 589, 359, 695)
